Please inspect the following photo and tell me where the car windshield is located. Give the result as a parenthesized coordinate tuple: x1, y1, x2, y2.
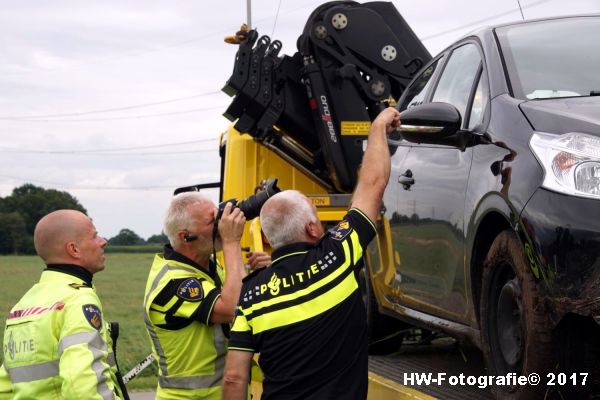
(496, 16, 600, 100)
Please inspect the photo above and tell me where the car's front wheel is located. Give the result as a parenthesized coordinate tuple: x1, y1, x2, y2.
(480, 230, 557, 399)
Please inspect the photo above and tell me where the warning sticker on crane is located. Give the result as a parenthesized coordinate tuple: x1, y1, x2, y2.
(341, 121, 371, 135)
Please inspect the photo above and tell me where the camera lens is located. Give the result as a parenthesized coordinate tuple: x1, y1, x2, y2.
(238, 191, 269, 220)
(216, 179, 281, 222)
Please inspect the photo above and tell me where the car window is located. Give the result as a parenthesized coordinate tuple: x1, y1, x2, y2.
(468, 70, 489, 129)
(398, 58, 442, 111)
(432, 43, 481, 124)
(496, 17, 600, 100)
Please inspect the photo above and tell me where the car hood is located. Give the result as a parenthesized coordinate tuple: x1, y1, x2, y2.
(519, 96, 600, 135)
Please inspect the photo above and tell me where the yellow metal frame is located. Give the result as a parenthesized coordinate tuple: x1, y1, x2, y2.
(250, 371, 436, 399)
(368, 372, 436, 400)
(221, 126, 330, 254)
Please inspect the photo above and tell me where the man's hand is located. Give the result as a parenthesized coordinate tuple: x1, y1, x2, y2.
(373, 106, 401, 134)
(247, 251, 271, 268)
(212, 203, 247, 324)
(218, 202, 246, 245)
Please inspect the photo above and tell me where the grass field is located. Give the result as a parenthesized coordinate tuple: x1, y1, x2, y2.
(0, 254, 159, 390)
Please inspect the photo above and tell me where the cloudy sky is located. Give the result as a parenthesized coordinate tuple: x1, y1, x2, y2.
(1, 0, 599, 240)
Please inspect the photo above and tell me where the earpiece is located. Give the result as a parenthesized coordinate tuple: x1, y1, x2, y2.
(183, 233, 198, 242)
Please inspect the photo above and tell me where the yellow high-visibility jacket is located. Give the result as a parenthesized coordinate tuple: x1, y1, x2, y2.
(144, 250, 226, 400)
(1, 269, 122, 400)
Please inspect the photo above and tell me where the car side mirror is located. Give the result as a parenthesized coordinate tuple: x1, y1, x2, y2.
(398, 102, 470, 149)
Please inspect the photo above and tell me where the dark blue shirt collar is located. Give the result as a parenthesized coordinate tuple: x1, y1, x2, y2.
(45, 264, 93, 285)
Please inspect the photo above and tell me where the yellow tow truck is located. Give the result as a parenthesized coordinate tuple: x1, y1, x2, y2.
(212, 2, 495, 399)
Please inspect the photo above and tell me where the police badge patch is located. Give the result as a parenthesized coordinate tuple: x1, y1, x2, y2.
(82, 304, 102, 331)
(330, 219, 352, 241)
(177, 278, 203, 302)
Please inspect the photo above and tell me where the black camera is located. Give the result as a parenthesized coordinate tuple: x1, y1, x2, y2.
(216, 178, 281, 222)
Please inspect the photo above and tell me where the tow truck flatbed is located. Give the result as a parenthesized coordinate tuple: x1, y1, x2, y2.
(367, 338, 492, 399)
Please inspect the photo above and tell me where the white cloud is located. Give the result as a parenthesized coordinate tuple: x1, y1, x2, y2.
(1, 0, 599, 239)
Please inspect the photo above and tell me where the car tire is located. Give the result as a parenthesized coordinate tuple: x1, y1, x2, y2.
(480, 230, 557, 399)
(358, 265, 406, 355)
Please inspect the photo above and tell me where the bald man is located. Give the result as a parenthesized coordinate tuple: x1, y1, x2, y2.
(0, 209, 123, 400)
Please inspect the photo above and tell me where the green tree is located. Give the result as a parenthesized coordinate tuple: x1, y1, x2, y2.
(0, 184, 86, 234)
(108, 228, 145, 246)
(147, 232, 168, 244)
(0, 212, 29, 254)
(0, 184, 86, 254)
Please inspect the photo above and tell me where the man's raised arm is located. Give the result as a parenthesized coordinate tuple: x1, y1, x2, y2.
(351, 107, 401, 222)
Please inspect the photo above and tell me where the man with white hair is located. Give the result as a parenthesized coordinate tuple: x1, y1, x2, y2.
(0, 209, 123, 400)
(143, 193, 269, 399)
(223, 107, 401, 400)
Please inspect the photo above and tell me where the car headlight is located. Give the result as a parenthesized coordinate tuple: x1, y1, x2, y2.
(530, 132, 600, 199)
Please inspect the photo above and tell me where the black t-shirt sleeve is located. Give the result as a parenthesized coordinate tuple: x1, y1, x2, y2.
(327, 208, 376, 247)
(346, 208, 377, 248)
(324, 208, 377, 272)
(228, 305, 255, 353)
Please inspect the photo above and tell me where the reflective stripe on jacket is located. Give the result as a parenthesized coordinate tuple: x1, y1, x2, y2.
(1, 270, 121, 400)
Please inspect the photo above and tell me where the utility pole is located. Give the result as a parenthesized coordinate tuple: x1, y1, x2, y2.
(247, 0, 252, 29)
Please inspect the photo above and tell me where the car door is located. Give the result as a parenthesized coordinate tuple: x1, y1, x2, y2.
(378, 57, 444, 299)
(392, 42, 489, 323)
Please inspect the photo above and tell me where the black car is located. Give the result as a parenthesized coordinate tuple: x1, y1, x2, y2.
(365, 14, 600, 399)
